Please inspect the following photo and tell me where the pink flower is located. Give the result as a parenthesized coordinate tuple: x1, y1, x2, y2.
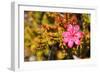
(62, 24, 83, 48)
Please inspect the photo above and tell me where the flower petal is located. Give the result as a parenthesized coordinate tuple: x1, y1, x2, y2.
(74, 38, 80, 45)
(75, 31, 83, 39)
(74, 25, 80, 32)
(67, 24, 73, 32)
(68, 40, 74, 48)
(62, 32, 70, 38)
(63, 37, 69, 43)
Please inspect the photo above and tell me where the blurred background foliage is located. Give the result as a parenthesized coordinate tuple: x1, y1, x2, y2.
(24, 11, 90, 61)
